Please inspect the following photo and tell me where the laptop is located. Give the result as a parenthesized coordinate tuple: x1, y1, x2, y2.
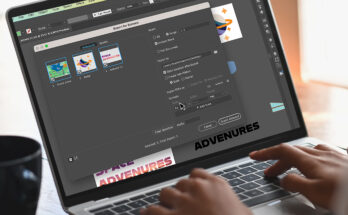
(6, 0, 333, 214)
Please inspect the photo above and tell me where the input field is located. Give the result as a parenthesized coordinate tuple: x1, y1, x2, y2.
(33, 2, 210, 52)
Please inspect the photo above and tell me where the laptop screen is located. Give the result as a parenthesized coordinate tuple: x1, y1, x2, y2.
(11, 0, 301, 196)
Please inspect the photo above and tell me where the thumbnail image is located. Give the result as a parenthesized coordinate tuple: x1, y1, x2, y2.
(72, 51, 98, 75)
(211, 3, 243, 43)
(45, 58, 71, 83)
(98, 43, 123, 68)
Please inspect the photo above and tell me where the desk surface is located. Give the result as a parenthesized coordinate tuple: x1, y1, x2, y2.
(1, 16, 348, 215)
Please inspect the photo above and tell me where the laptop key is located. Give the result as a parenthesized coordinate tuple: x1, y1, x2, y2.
(240, 182, 260, 190)
(223, 166, 239, 172)
(111, 205, 132, 213)
(114, 200, 130, 206)
(244, 189, 264, 197)
(228, 179, 245, 187)
(144, 195, 159, 203)
(213, 171, 224, 175)
(130, 195, 146, 201)
(221, 171, 242, 179)
(243, 190, 290, 207)
(238, 193, 248, 200)
(255, 178, 272, 185)
(240, 174, 260, 182)
(252, 163, 270, 170)
(233, 186, 245, 194)
(95, 210, 115, 215)
(145, 190, 160, 196)
(237, 167, 257, 175)
(239, 162, 253, 168)
(130, 208, 142, 215)
(128, 200, 148, 209)
(90, 205, 113, 213)
(255, 171, 265, 177)
(259, 185, 279, 193)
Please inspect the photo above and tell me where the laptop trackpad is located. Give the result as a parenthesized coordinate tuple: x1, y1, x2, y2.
(252, 195, 333, 215)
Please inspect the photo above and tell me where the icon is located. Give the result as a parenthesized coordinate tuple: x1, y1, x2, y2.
(270, 102, 285, 112)
(26, 28, 32, 34)
(16, 31, 22, 37)
(73, 51, 98, 75)
(212, 3, 243, 43)
(178, 102, 186, 111)
(45, 57, 71, 83)
(98, 43, 123, 68)
(227, 61, 237, 74)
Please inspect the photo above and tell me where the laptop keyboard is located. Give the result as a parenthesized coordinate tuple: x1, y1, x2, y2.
(89, 160, 295, 215)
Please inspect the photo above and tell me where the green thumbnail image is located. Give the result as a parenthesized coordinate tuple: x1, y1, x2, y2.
(47, 60, 70, 81)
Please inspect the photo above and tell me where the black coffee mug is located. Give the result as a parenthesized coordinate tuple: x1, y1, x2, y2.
(0, 136, 42, 215)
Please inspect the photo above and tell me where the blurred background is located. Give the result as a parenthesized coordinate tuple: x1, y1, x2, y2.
(1, 0, 348, 149)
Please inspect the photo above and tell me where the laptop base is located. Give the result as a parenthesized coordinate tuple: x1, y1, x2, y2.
(70, 137, 339, 215)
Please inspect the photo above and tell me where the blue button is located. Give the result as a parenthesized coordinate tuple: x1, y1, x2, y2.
(228, 61, 237, 74)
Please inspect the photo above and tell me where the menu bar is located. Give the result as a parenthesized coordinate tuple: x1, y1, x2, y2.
(12, 0, 106, 23)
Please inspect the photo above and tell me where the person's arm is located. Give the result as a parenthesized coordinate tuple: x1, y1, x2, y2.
(332, 148, 348, 215)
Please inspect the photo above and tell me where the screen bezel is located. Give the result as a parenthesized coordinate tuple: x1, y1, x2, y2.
(6, 0, 307, 209)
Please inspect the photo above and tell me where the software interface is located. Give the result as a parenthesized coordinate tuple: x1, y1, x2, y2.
(13, 0, 300, 195)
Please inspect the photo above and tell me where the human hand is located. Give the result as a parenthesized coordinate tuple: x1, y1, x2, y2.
(140, 168, 252, 215)
(250, 143, 348, 209)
